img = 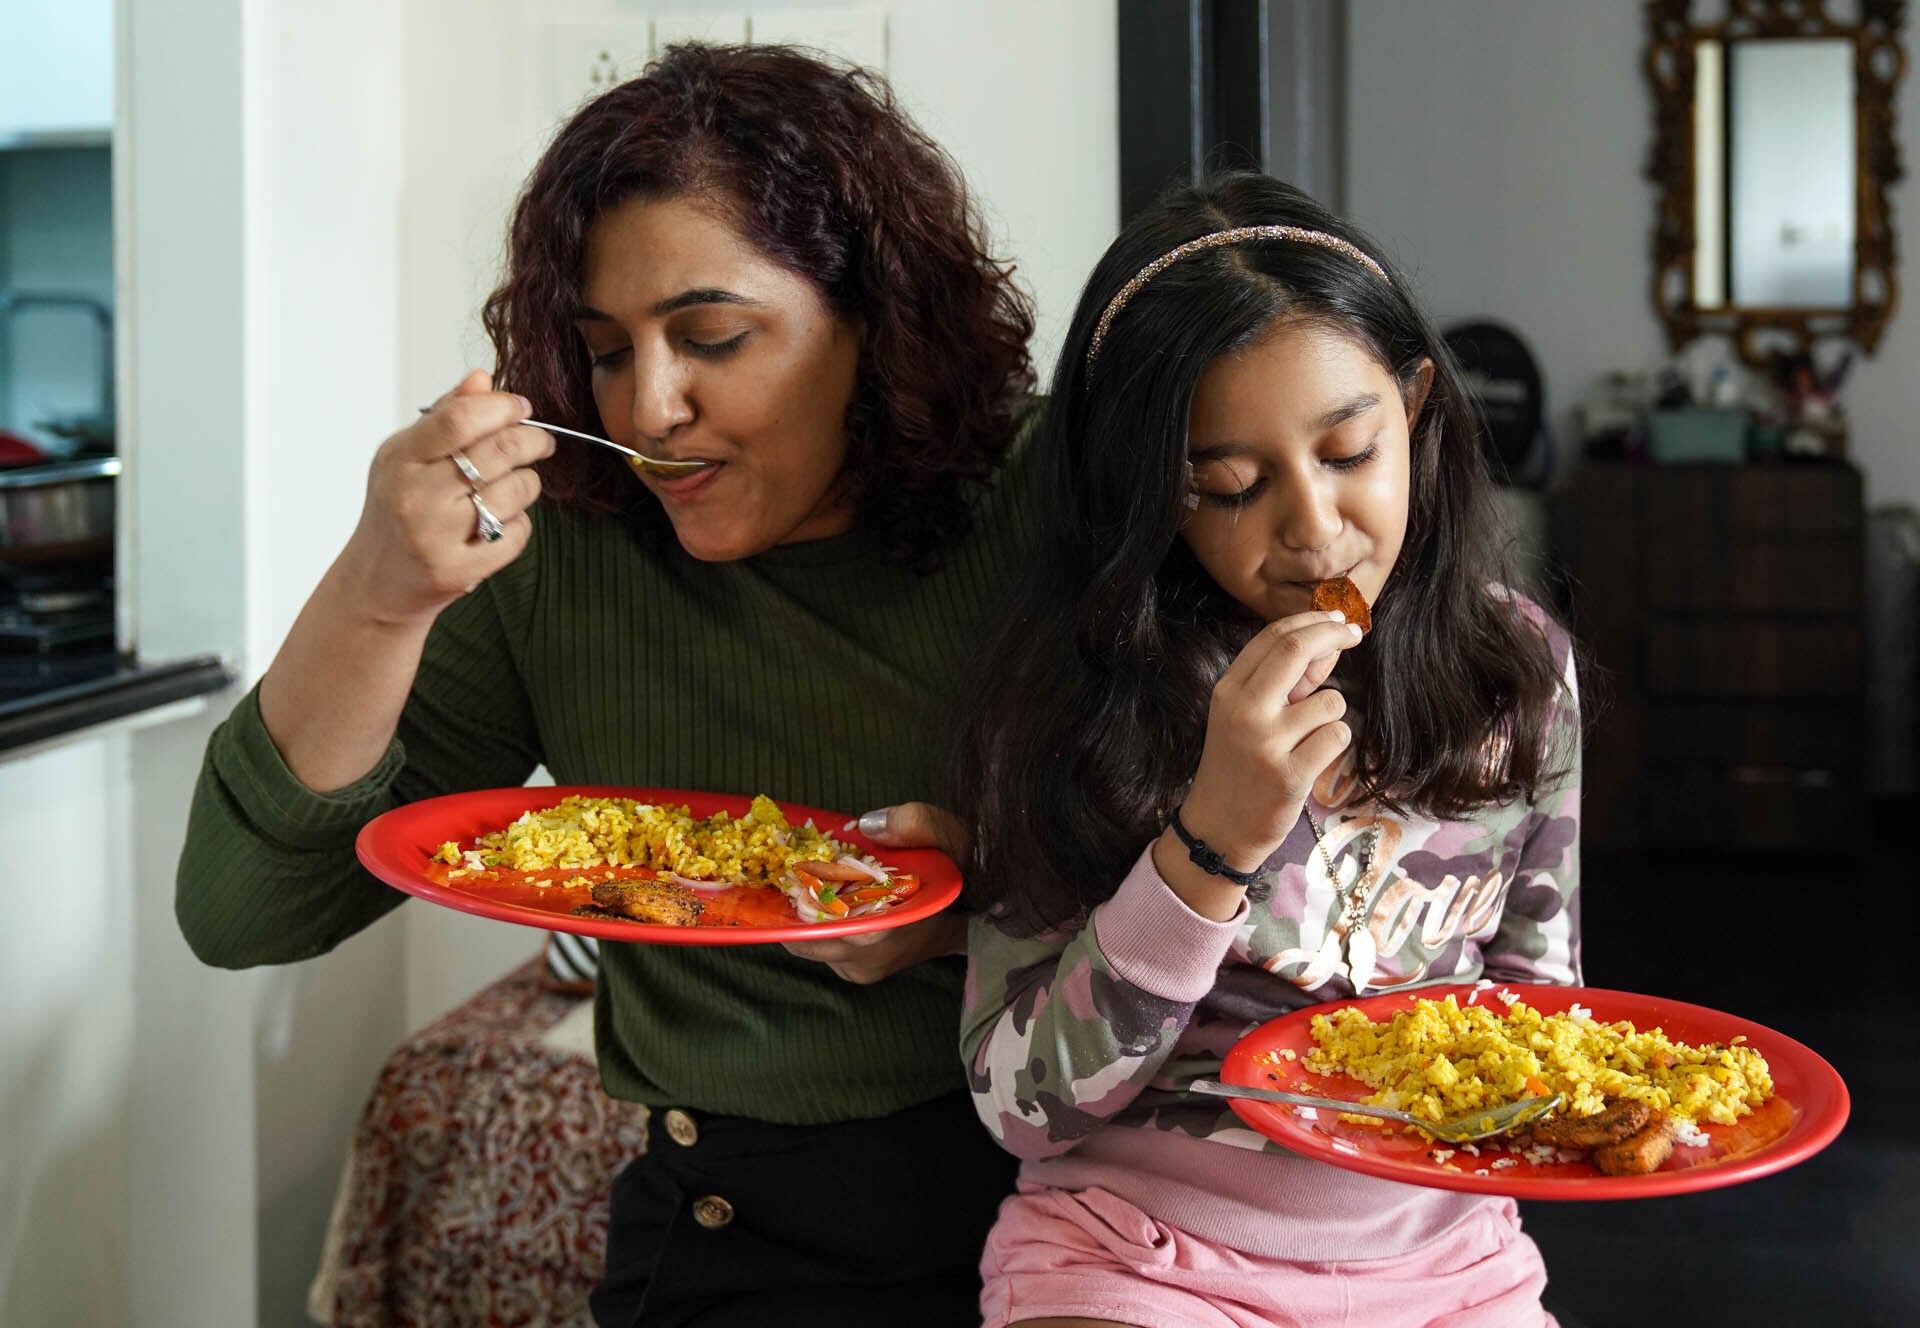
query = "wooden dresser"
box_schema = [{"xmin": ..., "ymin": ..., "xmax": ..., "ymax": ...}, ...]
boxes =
[{"xmin": 1553, "ymin": 461, "xmax": 1866, "ymax": 853}]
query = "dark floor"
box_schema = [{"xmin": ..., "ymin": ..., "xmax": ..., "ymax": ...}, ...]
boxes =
[{"xmin": 1522, "ymin": 801, "xmax": 1920, "ymax": 1328}]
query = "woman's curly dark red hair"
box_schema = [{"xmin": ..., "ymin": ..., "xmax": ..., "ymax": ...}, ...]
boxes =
[{"xmin": 480, "ymin": 43, "xmax": 1036, "ymax": 568}]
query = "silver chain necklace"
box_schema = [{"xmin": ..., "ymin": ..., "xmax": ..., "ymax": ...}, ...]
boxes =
[{"xmin": 1301, "ymin": 803, "xmax": 1381, "ymax": 906}]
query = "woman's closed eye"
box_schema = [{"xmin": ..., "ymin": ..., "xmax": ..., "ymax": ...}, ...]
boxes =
[
  {"xmin": 685, "ymin": 330, "xmax": 749, "ymax": 357},
  {"xmin": 586, "ymin": 330, "xmax": 749, "ymax": 369}
]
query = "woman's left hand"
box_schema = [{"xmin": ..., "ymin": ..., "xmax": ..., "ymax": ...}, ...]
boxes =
[{"xmin": 781, "ymin": 801, "xmax": 969, "ymax": 984}]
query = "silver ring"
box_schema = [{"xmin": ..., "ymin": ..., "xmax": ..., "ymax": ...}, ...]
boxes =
[
  {"xmin": 470, "ymin": 491, "xmax": 505, "ymax": 543},
  {"xmin": 449, "ymin": 451, "xmax": 484, "ymax": 487}
]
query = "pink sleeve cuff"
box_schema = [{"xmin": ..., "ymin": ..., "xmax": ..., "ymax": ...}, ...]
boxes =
[{"xmin": 1088, "ymin": 844, "xmax": 1245, "ymax": 1004}]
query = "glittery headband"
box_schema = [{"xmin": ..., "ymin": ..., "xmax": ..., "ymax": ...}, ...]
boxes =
[{"xmin": 1085, "ymin": 225, "xmax": 1391, "ymax": 368}]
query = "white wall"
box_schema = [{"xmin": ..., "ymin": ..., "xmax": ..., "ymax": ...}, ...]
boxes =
[
  {"xmin": 238, "ymin": 6, "xmax": 419, "ymax": 1324},
  {"xmin": 1344, "ymin": 2, "xmax": 1658, "ymax": 493},
  {"xmin": 1846, "ymin": 61, "xmax": 1920, "ymax": 509},
  {"xmin": 1343, "ymin": 1, "xmax": 1920, "ymax": 511}
]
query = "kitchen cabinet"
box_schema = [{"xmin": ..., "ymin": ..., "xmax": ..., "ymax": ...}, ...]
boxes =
[{"xmin": 1554, "ymin": 461, "xmax": 1867, "ymax": 853}]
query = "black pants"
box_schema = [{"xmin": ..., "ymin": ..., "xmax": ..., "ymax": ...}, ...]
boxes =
[{"xmin": 590, "ymin": 1090, "xmax": 1020, "ymax": 1328}]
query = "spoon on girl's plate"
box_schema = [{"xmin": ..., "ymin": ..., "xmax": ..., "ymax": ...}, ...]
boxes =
[
  {"xmin": 416, "ymin": 407, "xmax": 707, "ymax": 477},
  {"xmin": 1189, "ymin": 1079, "xmax": 1564, "ymax": 1144}
]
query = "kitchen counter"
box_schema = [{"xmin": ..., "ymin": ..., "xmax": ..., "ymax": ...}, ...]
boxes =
[{"xmin": 0, "ymin": 650, "xmax": 232, "ymax": 756}]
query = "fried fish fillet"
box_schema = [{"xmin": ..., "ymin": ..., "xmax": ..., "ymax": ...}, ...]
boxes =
[
  {"xmin": 1531, "ymin": 1098, "xmax": 1653, "ymax": 1149},
  {"xmin": 1310, "ymin": 575, "xmax": 1372, "ymax": 634},
  {"xmin": 1593, "ymin": 1112, "xmax": 1677, "ymax": 1176},
  {"xmin": 581, "ymin": 879, "xmax": 705, "ymax": 927}
]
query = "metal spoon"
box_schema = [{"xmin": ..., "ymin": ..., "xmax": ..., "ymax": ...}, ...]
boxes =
[
  {"xmin": 521, "ymin": 418, "xmax": 707, "ymax": 477},
  {"xmin": 1189, "ymin": 1079, "xmax": 1564, "ymax": 1144},
  {"xmin": 416, "ymin": 407, "xmax": 706, "ymax": 477}
]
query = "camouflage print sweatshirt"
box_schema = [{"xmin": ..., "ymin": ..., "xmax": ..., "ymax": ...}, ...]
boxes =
[{"xmin": 959, "ymin": 610, "xmax": 1581, "ymax": 1261}]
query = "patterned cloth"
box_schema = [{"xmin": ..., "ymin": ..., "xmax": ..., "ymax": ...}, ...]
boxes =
[
  {"xmin": 960, "ymin": 604, "xmax": 1582, "ymax": 1262},
  {"xmin": 308, "ymin": 960, "xmax": 647, "ymax": 1327}
]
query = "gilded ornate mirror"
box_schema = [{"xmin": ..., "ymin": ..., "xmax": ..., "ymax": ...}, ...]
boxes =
[{"xmin": 1646, "ymin": 0, "xmax": 1907, "ymax": 365}]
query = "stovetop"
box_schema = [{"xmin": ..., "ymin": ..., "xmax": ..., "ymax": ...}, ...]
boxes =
[
  {"xmin": 0, "ymin": 558, "xmax": 120, "ymax": 701},
  {"xmin": 0, "ymin": 558, "xmax": 235, "ymax": 752}
]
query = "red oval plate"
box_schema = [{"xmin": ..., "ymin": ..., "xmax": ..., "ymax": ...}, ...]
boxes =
[
  {"xmin": 1219, "ymin": 983, "xmax": 1849, "ymax": 1200},
  {"xmin": 355, "ymin": 785, "xmax": 961, "ymax": 945}
]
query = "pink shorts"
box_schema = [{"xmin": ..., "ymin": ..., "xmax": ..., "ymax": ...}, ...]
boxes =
[{"xmin": 979, "ymin": 1183, "xmax": 1556, "ymax": 1328}]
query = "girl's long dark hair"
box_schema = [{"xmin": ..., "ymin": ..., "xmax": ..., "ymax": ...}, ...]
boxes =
[
  {"xmin": 481, "ymin": 43, "xmax": 1035, "ymax": 569},
  {"xmin": 946, "ymin": 173, "xmax": 1571, "ymax": 936}
]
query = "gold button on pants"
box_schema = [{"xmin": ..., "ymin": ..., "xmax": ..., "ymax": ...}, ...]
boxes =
[
  {"xmin": 690, "ymin": 1194, "xmax": 734, "ymax": 1229},
  {"xmin": 661, "ymin": 1108, "xmax": 699, "ymax": 1148}
]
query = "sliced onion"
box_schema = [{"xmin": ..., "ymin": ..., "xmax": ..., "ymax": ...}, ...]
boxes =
[
  {"xmin": 788, "ymin": 889, "xmax": 827, "ymax": 923},
  {"xmin": 834, "ymin": 854, "xmax": 890, "ymax": 883},
  {"xmin": 665, "ymin": 872, "xmax": 731, "ymax": 894}
]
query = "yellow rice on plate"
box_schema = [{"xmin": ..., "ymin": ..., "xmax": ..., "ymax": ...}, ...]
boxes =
[
  {"xmin": 1304, "ymin": 993, "xmax": 1773, "ymax": 1129},
  {"xmin": 432, "ymin": 793, "xmax": 856, "ymax": 886}
]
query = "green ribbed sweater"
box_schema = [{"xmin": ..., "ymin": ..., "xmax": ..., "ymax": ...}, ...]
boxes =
[{"xmin": 175, "ymin": 405, "xmax": 1042, "ymax": 1124}]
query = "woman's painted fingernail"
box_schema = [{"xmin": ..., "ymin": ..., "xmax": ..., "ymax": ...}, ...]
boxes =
[
  {"xmin": 857, "ymin": 808, "xmax": 892, "ymax": 837},
  {"xmin": 515, "ymin": 395, "xmax": 533, "ymax": 415},
  {"xmin": 1326, "ymin": 610, "xmax": 1346, "ymax": 623},
  {"xmin": 1347, "ymin": 623, "xmax": 1363, "ymax": 637}
]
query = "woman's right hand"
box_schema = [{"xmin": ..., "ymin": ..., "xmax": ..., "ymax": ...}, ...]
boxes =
[
  {"xmin": 1164, "ymin": 610, "xmax": 1364, "ymax": 899},
  {"xmin": 338, "ymin": 369, "xmax": 555, "ymax": 627}
]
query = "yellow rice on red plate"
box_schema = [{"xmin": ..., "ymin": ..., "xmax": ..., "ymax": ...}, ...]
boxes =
[
  {"xmin": 432, "ymin": 793, "xmax": 855, "ymax": 885},
  {"xmin": 1304, "ymin": 993, "xmax": 1773, "ymax": 1129}
]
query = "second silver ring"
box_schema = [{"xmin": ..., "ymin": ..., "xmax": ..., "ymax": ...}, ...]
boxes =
[
  {"xmin": 449, "ymin": 451, "xmax": 485, "ymax": 487},
  {"xmin": 470, "ymin": 491, "xmax": 505, "ymax": 543}
]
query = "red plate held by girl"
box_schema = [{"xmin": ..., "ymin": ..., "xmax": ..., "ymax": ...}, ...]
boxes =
[
  {"xmin": 356, "ymin": 785, "xmax": 961, "ymax": 945},
  {"xmin": 1218, "ymin": 983, "xmax": 1849, "ymax": 1200}
]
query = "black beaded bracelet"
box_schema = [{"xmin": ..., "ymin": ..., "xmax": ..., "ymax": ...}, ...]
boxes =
[{"xmin": 1166, "ymin": 807, "xmax": 1264, "ymax": 887}]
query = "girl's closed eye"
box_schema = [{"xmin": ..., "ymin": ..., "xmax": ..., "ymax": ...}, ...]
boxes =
[
  {"xmin": 1325, "ymin": 439, "xmax": 1380, "ymax": 472},
  {"xmin": 1193, "ymin": 479, "xmax": 1266, "ymax": 509},
  {"xmin": 1189, "ymin": 459, "xmax": 1266, "ymax": 508}
]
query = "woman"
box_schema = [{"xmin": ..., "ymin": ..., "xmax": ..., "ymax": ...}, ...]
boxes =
[{"xmin": 175, "ymin": 43, "xmax": 1040, "ymax": 1327}]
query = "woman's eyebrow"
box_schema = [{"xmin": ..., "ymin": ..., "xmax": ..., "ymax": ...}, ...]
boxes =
[{"xmin": 569, "ymin": 289, "xmax": 765, "ymax": 321}]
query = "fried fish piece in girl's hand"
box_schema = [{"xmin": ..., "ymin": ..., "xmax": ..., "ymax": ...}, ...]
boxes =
[{"xmin": 1311, "ymin": 575, "xmax": 1372, "ymax": 634}]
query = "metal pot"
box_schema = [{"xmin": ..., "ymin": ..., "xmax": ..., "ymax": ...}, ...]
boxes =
[{"xmin": 0, "ymin": 456, "xmax": 118, "ymax": 567}]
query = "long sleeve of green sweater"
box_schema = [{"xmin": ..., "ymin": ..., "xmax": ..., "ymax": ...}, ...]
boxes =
[{"xmin": 175, "ymin": 408, "xmax": 1042, "ymax": 1123}]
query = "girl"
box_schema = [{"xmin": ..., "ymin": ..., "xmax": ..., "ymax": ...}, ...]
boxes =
[
  {"xmin": 948, "ymin": 173, "xmax": 1581, "ymax": 1327},
  {"xmin": 176, "ymin": 44, "xmax": 1039, "ymax": 1328}
]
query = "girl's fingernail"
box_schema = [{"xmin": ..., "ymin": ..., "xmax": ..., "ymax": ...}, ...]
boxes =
[
  {"xmin": 515, "ymin": 395, "xmax": 533, "ymax": 415},
  {"xmin": 1326, "ymin": 610, "xmax": 1346, "ymax": 623},
  {"xmin": 857, "ymin": 808, "xmax": 892, "ymax": 837},
  {"xmin": 1347, "ymin": 623, "xmax": 1363, "ymax": 637}
]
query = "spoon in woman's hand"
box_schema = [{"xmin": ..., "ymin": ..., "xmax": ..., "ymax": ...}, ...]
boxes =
[
  {"xmin": 521, "ymin": 418, "xmax": 707, "ymax": 476},
  {"xmin": 417, "ymin": 407, "xmax": 707, "ymax": 477}
]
